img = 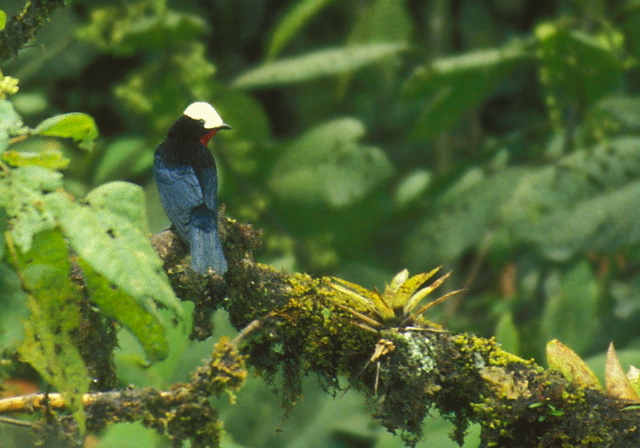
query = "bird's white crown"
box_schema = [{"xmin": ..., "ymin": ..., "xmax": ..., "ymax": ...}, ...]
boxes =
[{"xmin": 183, "ymin": 102, "xmax": 225, "ymax": 129}]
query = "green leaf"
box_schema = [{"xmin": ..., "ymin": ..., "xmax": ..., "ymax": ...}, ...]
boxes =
[
  {"xmin": 35, "ymin": 112, "xmax": 99, "ymax": 150},
  {"xmin": 0, "ymin": 99, "xmax": 24, "ymax": 154},
  {"xmin": 1, "ymin": 149, "xmax": 70, "ymax": 169},
  {"xmin": 508, "ymin": 138, "xmax": 640, "ymax": 260},
  {"xmin": 8, "ymin": 229, "xmax": 89, "ymax": 432},
  {"xmin": 0, "ymin": 165, "xmax": 63, "ymax": 252},
  {"xmin": 267, "ymin": 0, "xmax": 334, "ymax": 60},
  {"xmin": 269, "ymin": 118, "xmax": 393, "ymax": 207},
  {"xmin": 80, "ymin": 259, "xmax": 169, "ymax": 362},
  {"xmin": 41, "ymin": 184, "xmax": 182, "ymax": 361},
  {"xmin": 233, "ymin": 43, "xmax": 407, "ymax": 89},
  {"xmin": 404, "ymin": 44, "xmax": 531, "ymax": 140},
  {"xmin": 536, "ymin": 23, "xmax": 624, "ymax": 110},
  {"xmin": 0, "ymin": 10, "xmax": 6, "ymax": 31},
  {"xmin": 541, "ymin": 261, "xmax": 599, "ymax": 355},
  {"xmin": 0, "ymin": 262, "xmax": 28, "ymax": 350}
]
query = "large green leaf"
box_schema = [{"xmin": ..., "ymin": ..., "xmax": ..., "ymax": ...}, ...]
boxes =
[
  {"xmin": 39, "ymin": 183, "xmax": 181, "ymax": 361},
  {"xmin": 80, "ymin": 259, "xmax": 169, "ymax": 362},
  {"xmin": 266, "ymin": 0, "xmax": 334, "ymax": 60},
  {"xmin": 269, "ymin": 118, "xmax": 393, "ymax": 207},
  {"xmin": 45, "ymin": 183, "xmax": 181, "ymax": 316},
  {"xmin": 233, "ymin": 43, "xmax": 407, "ymax": 89},
  {"xmin": 9, "ymin": 229, "xmax": 89, "ymax": 432}
]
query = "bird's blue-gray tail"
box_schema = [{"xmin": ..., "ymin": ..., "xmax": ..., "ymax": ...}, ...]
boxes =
[{"xmin": 189, "ymin": 206, "xmax": 228, "ymax": 275}]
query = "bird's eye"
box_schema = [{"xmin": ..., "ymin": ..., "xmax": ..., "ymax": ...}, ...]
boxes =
[{"xmin": 198, "ymin": 119, "xmax": 205, "ymax": 125}]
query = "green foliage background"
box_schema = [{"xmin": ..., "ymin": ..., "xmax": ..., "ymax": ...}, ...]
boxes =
[{"xmin": 3, "ymin": 0, "xmax": 640, "ymax": 446}]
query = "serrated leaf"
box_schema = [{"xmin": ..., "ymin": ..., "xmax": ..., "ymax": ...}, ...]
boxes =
[
  {"xmin": 1, "ymin": 149, "xmax": 70, "ymax": 169},
  {"xmin": 233, "ymin": 43, "xmax": 407, "ymax": 89},
  {"xmin": 541, "ymin": 261, "xmax": 598, "ymax": 354},
  {"xmin": 267, "ymin": 0, "xmax": 334, "ymax": 60},
  {"xmin": 269, "ymin": 118, "xmax": 393, "ymax": 207},
  {"xmin": 35, "ymin": 112, "xmax": 99, "ymax": 149},
  {"xmin": 546, "ymin": 339, "xmax": 602, "ymax": 391},
  {"xmin": 8, "ymin": 229, "xmax": 89, "ymax": 432},
  {"xmin": 0, "ymin": 99, "xmax": 24, "ymax": 154},
  {"xmin": 0, "ymin": 165, "xmax": 63, "ymax": 252},
  {"xmin": 606, "ymin": 342, "xmax": 639, "ymax": 401}
]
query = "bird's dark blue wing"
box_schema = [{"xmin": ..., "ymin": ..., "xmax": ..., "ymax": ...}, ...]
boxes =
[
  {"xmin": 191, "ymin": 146, "xmax": 219, "ymax": 213},
  {"xmin": 154, "ymin": 149, "xmax": 204, "ymax": 242}
]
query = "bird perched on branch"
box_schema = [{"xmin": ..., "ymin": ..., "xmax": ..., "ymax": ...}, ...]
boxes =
[{"xmin": 154, "ymin": 102, "xmax": 230, "ymax": 275}]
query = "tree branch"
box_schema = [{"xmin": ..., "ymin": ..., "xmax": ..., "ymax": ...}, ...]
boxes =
[
  {"xmin": 2, "ymin": 214, "xmax": 640, "ymax": 447},
  {"xmin": 0, "ymin": 0, "xmax": 66, "ymax": 64},
  {"xmin": 153, "ymin": 216, "xmax": 640, "ymax": 447}
]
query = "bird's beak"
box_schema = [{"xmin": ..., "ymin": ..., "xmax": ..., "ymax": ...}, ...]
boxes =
[{"xmin": 220, "ymin": 123, "xmax": 232, "ymax": 131}]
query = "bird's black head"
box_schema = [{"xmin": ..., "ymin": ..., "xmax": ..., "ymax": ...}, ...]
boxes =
[{"xmin": 168, "ymin": 102, "xmax": 231, "ymax": 145}]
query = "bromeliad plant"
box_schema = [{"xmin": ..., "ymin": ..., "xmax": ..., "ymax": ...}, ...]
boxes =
[
  {"xmin": 328, "ymin": 267, "xmax": 464, "ymax": 386},
  {"xmin": 328, "ymin": 267, "xmax": 464, "ymax": 334}
]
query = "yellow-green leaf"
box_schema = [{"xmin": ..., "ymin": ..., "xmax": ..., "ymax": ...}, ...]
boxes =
[
  {"xmin": 546, "ymin": 339, "xmax": 603, "ymax": 391},
  {"xmin": 606, "ymin": 342, "xmax": 639, "ymax": 401},
  {"xmin": 35, "ymin": 113, "xmax": 99, "ymax": 150},
  {"xmin": 1, "ymin": 149, "xmax": 70, "ymax": 169},
  {"xmin": 0, "ymin": 10, "xmax": 6, "ymax": 31}
]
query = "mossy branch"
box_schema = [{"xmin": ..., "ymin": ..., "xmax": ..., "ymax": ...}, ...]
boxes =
[
  {"xmin": 154, "ymin": 216, "xmax": 640, "ymax": 447},
  {"xmin": 0, "ymin": 0, "xmax": 65, "ymax": 64},
  {"xmin": 0, "ymin": 338, "xmax": 246, "ymax": 447},
  {"xmin": 2, "ymin": 215, "xmax": 640, "ymax": 447}
]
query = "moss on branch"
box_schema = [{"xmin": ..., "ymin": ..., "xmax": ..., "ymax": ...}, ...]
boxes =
[
  {"xmin": 154, "ymin": 215, "xmax": 640, "ymax": 447},
  {"xmin": 0, "ymin": 0, "xmax": 66, "ymax": 64}
]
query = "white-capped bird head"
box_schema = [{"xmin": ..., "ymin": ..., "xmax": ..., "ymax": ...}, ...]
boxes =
[{"xmin": 183, "ymin": 102, "xmax": 230, "ymax": 130}]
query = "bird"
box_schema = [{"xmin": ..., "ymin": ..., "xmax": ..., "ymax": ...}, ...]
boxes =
[{"xmin": 154, "ymin": 101, "xmax": 230, "ymax": 275}]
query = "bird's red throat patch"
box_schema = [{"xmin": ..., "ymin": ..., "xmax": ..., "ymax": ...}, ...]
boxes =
[{"xmin": 200, "ymin": 129, "xmax": 218, "ymax": 146}]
